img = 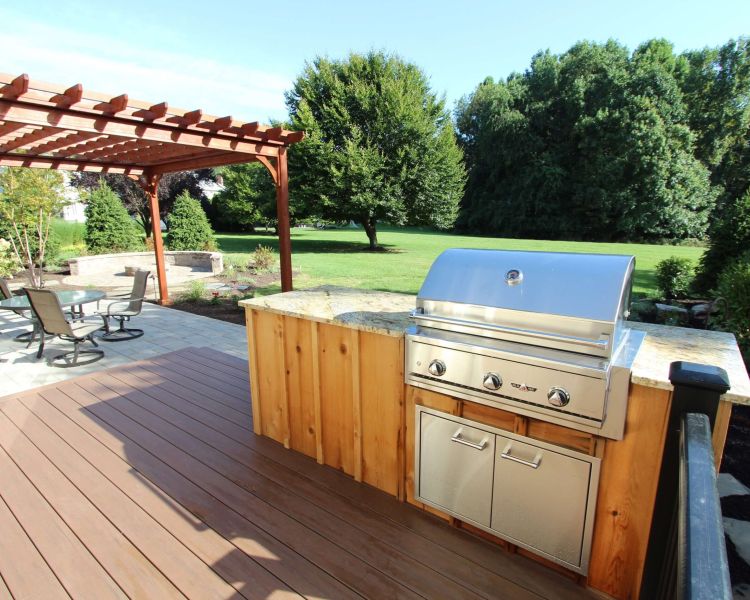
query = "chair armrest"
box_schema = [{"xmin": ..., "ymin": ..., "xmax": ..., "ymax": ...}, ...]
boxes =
[{"xmin": 99, "ymin": 297, "xmax": 146, "ymax": 315}]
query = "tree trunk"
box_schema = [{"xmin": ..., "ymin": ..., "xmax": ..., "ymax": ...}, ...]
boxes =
[{"xmin": 361, "ymin": 217, "xmax": 378, "ymax": 249}]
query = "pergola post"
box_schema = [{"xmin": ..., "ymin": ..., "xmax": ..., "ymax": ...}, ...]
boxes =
[
  {"xmin": 275, "ymin": 147, "xmax": 293, "ymax": 292},
  {"xmin": 141, "ymin": 171, "xmax": 169, "ymax": 304}
]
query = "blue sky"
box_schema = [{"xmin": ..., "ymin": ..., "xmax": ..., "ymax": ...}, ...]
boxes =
[{"xmin": 2, "ymin": 1, "xmax": 748, "ymax": 123}]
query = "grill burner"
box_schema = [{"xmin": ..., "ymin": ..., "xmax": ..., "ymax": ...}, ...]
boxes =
[{"xmin": 406, "ymin": 249, "xmax": 643, "ymax": 439}]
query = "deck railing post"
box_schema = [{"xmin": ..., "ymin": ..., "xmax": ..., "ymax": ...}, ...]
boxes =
[
  {"xmin": 679, "ymin": 413, "xmax": 732, "ymax": 600},
  {"xmin": 640, "ymin": 361, "xmax": 731, "ymax": 599}
]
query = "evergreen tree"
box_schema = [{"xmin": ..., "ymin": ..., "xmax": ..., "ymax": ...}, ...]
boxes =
[
  {"xmin": 166, "ymin": 192, "xmax": 215, "ymax": 251},
  {"xmin": 84, "ymin": 181, "xmax": 142, "ymax": 254}
]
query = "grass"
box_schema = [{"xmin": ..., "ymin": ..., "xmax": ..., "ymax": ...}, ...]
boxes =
[
  {"xmin": 52, "ymin": 219, "xmax": 86, "ymax": 263},
  {"xmin": 215, "ymin": 225, "xmax": 706, "ymax": 298}
]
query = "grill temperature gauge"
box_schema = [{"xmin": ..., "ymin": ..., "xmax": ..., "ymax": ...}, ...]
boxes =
[{"xmin": 547, "ymin": 387, "xmax": 571, "ymax": 407}]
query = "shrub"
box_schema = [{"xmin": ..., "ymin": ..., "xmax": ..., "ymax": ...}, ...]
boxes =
[
  {"xmin": 166, "ymin": 192, "xmax": 216, "ymax": 251},
  {"xmin": 0, "ymin": 238, "xmax": 20, "ymax": 277},
  {"xmin": 251, "ymin": 245, "xmax": 275, "ymax": 272},
  {"xmin": 84, "ymin": 182, "xmax": 142, "ymax": 254},
  {"xmin": 179, "ymin": 280, "xmax": 206, "ymax": 302},
  {"xmin": 696, "ymin": 189, "xmax": 750, "ymax": 292},
  {"xmin": 714, "ymin": 252, "xmax": 750, "ymax": 364},
  {"xmin": 656, "ymin": 257, "xmax": 694, "ymax": 300}
]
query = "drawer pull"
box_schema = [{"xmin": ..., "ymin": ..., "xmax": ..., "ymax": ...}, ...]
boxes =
[
  {"xmin": 501, "ymin": 444, "xmax": 542, "ymax": 469},
  {"xmin": 451, "ymin": 428, "xmax": 488, "ymax": 450}
]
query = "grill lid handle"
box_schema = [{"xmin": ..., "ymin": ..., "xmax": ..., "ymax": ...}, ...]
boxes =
[{"xmin": 411, "ymin": 311, "xmax": 611, "ymax": 352}]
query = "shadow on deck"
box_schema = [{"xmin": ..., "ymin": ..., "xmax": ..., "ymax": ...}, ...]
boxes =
[{"xmin": 0, "ymin": 347, "xmax": 597, "ymax": 599}]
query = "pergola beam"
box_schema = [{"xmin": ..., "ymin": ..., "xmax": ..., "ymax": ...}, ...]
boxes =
[
  {"xmin": 0, "ymin": 74, "xmax": 29, "ymax": 99},
  {"xmin": 0, "ymin": 101, "xmax": 279, "ymax": 158},
  {"xmin": 52, "ymin": 135, "xmax": 123, "ymax": 158},
  {"xmin": 31, "ymin": 131, "xmax": 101, "ymax": 155},
  {"xmin": 0, "ymin": 126, "xmax": 63, "ymax": 152},
  {"xmin": 149, "ymin": 150, "xmax": 258, "ymax": 174},
  {"xmin": 0, "ymin": 153, "xmax": 145, "ymax": 174},
  {"xmin": 51, "ymin": 83, "xmax": 83, "ymax": 108}
]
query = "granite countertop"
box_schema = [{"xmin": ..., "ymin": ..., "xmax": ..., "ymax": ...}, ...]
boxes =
[
  {"xmin": 240, "ymin": 286, "xmax": 750, "ymax": 404},
  {"xmin": 626, "ymin": 322, "xmax": 750, "ymax": 404},
  {"xmin": 239, "ymin": 285, "xmax": 415, "ymax": 337}
]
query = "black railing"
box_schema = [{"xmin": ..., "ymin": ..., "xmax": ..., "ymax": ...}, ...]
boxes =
[
  {"xmin": 641, "ymin": 361, "xmax": 732, "ymax": 600},
  {"xmin": 678, "ymin": 413, "xmax": 732, "ymax": 599}
]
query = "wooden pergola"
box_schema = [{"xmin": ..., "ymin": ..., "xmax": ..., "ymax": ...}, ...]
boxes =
[{"xmin": 0, "ymin": 72, "xmax": 304, "ymax": 302}]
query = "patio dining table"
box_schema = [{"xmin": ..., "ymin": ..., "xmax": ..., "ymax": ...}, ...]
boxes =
[{"xmin": 0, "ymin": 289, "xmax": 106, "ymax": 357}]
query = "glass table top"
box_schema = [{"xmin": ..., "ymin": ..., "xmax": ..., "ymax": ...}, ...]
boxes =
[{"xmin": 0, "ymin": 289, "xmax": 106, "ymax": 310}]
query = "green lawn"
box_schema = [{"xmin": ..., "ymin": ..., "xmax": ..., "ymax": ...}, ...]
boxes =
[{"xmin": 216, "ymin": 226, "xmax": 705, "ymax": 298}]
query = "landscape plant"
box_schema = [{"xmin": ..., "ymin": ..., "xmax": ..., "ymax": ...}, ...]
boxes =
[
  {"xmin": 0, "ymin": 238, "xmax": 19, "ymax": 278},
  {"xmin": 251, "ymin": 245, "xmax": 275, "ymax": 272},
  {"xmin": 714, "ymin": 251, "xmax": 750, "ymax": 363},
  {"xmin": 84, "ymin": 182, "xmax": 143, "ymax": 254},
  {"xmin": 286, "ymin": 51, "xmax": 466, "ymax": 249},
  {"xmin": 166, "ymin": 192, "xmax": 216, "ymax": 251},
  {"xmin": 655, "ymin": 257, "xmax": 695, "ymax": 300},
  {"xmin": 695, "ymin": 189, "xmax": 750, "ymax": 292},
  {"xmin": 211, "ymin": 163, "xmax": 277, "ymax": 232},
  {"xmin": 0, "ymin": 167, "xmax": 65, "ymax": 287},
  {"xmin": 71, "ymin": 170, "xmax": 216, "ymax": 238},
  {"xmin": 179, "ymin": 280, "xmax": 207, "ymax": 303}
]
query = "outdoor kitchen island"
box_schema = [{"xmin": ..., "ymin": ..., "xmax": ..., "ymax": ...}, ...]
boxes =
[{"xmin": 240, "ymin": 285, "xmax": 750, "ymax": 600}]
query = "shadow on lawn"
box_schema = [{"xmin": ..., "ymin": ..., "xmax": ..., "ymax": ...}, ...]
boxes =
[{"xmin": 217, "ymin": 234, "xmax": 398, "ymax": 255}]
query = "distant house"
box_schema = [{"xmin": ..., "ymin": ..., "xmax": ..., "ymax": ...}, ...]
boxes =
[{"xmin": 60, "ymin": 172, "xmax": 87, "ymax": 222}]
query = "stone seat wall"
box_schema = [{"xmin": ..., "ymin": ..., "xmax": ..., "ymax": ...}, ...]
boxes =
[{"xmin": 68, "ymin": 251, "xmax": 223, "ymax": 276}]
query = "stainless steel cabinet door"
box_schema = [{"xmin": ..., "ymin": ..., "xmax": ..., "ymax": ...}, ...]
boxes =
[
  {"xmin": 417, "ymin": 411, "xmax": 495, "ymax": 526},
  {"xmin": 491, "ymin": 435, "xmax": 596, "ymax": 570}
]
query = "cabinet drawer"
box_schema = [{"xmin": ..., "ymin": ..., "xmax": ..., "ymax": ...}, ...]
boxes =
[
  {"xmin": 491, "ymin": 434, "xmax": 599, "ymax": 571},
  {"xmin": 417, "ymin": 411, "xmax": 495, "ymax": 526}
]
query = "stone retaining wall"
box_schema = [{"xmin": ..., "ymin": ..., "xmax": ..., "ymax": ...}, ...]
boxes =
[{"xmin": 68, "ymin": 251, "xmax": 223, "ymax": 276}]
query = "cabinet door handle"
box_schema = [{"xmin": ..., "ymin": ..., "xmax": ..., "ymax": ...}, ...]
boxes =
[
  {"xmin": 451, "ymin": 428, "xmax": 488, "ymax": 450},
  {"xmin": 501, "ymin": 444, "xmax": 542, "ymax": 469}
]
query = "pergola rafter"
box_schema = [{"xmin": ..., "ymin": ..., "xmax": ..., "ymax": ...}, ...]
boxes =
[{"xmin": 0, "ymin": 72, "xmax": 304, "ymax": 302}]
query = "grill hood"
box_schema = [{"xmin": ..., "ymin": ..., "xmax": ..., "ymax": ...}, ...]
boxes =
[{"xmin": 414, "ymin": 249, "xmax": 635, "ymax": 359}]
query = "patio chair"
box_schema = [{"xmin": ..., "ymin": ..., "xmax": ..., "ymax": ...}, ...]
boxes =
[
  {"xmin": 1, "ymin": 277, "xmax": 39, "ymax": 345},
  {"xmin": 97, "ymin": 269, "xmax": 150, "ymax": 341},
  {"xmin": 24, "ymin": 287, "xmax": 104, "ymax": 367}
]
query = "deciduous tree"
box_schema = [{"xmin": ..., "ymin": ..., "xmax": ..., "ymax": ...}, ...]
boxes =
[
  {"xmin": 286, "ymin": 51, "xmax": 465, "ymax": 248},
  {"xmin": 0, "ymin": 167, "xmax": 65, "ymax": 287}
]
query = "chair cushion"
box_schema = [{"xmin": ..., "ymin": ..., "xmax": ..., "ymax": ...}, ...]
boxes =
[{"xmin": 69, "ymin": 321, "xmax": 105, "ymax": 339}]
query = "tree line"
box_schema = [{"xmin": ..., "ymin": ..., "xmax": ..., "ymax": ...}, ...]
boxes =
[
  {"xmin": 455, "ymin": 38, "xmax": 749, "ymax": 246},
  {"xmin": 58, "ymin": 39, "xmax": 749, "ymax": 288}
]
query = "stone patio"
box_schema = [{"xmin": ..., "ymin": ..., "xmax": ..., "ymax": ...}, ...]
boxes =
[{"xmin": 0, "ymin": 299, "xmax": 248, "ymax": 397}]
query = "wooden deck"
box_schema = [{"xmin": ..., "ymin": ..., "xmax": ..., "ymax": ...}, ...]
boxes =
[{"xmin": 0, "ymin": 347, "xmax": 598, "ymax": 600}]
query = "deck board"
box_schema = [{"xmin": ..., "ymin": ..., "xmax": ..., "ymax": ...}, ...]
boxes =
[{"xmin": 0, "ymin": 346, "xmax": 599, "ymax": 600}]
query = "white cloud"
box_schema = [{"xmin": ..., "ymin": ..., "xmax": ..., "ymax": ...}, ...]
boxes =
[{"xmin": 0, "ymin": 17, "xmax": 292, "ymax": 123}]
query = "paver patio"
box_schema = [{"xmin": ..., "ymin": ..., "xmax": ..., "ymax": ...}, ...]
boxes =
[{"xmin": 0, "ymin": 299, "xmax": 248, "ymax": 396}]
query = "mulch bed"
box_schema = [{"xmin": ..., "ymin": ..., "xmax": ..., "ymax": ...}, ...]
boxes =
[{"xmin": 167, "ymin": 298, "xmax": 246, "ymax": 326}]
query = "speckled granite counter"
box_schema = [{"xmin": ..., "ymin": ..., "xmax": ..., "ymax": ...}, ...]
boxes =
[
  {"xmin": 239, "ymin": 285, "xmax": 414, "ymax": 337},
  {"xmin": 627, "ymin": 321, "xmax": 750, "ymax": 404},
  {"xmin": 240, "ymin": 286, "xmax": 750, "ymax": 404}
]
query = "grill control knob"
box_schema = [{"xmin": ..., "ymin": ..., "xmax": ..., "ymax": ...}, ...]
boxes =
[
  {"xmin": 428, "ymin": 359, "xmax": 447, "ymax": 377},
  {"xmin": 483, "ymin": 372, "xmax": 503, "ymax": 390},
  {"xmin": 547, "ymin": 387, "xmax": 571, "ymax": 407}
]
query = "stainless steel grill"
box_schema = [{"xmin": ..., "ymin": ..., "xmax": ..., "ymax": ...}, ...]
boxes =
[{"xmin": 406, "ymin": 248, "xmax": 643, "ymax": 439}]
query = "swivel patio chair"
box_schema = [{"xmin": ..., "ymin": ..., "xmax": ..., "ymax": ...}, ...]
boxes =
[
  {"xmin": 1, "ymin": 277, "xmax": 39, "ymax": 345},
  {"xmin": 98, "ymin": 269, "xmax": 150, "ymax": 341},
  {"xmin": 24, "ymin": 287, "xmax": 104, "ymax": 367}
]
